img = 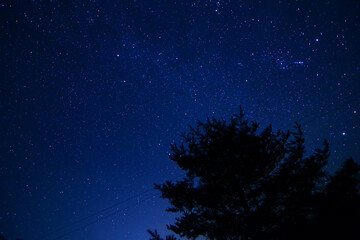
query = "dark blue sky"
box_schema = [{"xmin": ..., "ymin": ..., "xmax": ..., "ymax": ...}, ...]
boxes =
[{"xmin": 0, "ymin": 0, "xmax": 359, "ymax": 239}]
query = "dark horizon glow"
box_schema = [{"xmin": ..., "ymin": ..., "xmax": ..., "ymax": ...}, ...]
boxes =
[{"xmin": 0, "ymin": 1, "xmax": 359, "ymax": 240}]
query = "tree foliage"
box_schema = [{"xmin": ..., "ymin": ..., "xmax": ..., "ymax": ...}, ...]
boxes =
[{"xmin": 150, "ymin": 108, "xmax": 360, "ymax": 240}]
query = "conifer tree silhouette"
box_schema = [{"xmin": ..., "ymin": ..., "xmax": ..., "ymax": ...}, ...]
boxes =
[{"xmin": 149, "ymin": 108, "xmax": 359, "ymax": 240}]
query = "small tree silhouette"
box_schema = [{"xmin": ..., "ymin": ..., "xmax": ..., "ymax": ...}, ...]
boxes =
[
  {"xmin": 149, "ymin": 108, "xmax": 359, "ymax": 240},
  {"xmin": 148, "ymin": 230, "xmax": 178, "ymax": 240}
]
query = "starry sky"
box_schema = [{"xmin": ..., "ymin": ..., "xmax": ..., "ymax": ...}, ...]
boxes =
[{"xmin": 0, "ymin": 0, "xmax": 359, "ymax": 240}]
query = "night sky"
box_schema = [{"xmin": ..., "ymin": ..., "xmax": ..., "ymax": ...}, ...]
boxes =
[{"xmin": 0, "ymin": 0, "xmax": 359, "ymax": 239}]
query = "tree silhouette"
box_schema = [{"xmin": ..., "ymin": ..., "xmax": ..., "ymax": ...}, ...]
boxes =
[
  {"xmin": 313, "ymin": 158, "xmax": 360, "ymax": 239},
  {"xmin": 149, "ymin": 108, "xmax": 360, "ymax": 240},
  {"xmin": 148, "ymin": 230, "xmax": 178, "ymax": 240}
]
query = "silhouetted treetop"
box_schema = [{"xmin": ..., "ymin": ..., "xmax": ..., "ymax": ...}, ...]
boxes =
[{"xmin": 149, "ymin": 108, "xmax": 360, "ymax": 240}]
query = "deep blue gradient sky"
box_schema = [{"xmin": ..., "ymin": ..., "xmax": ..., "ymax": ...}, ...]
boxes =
[{"xmin": 1, "ymin": 1, "xmax": 359, "ymax": 239}]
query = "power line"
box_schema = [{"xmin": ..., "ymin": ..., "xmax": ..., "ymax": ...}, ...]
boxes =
[
  {"xmin": 35, "ymin": 174, "xmax": 184, "ymax": 240},
  {"xmin": 49, "ymin": 193, "xmax": 161, "ymax": 240},
  {"xmin": 35, "ymin": 188, "xmax": 154, "ymax": 240}
]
